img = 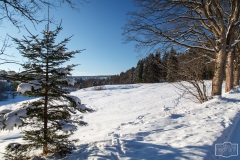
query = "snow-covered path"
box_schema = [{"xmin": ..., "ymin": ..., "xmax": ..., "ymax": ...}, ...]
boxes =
[
  {"xmin": 203, "ymin": 90, "xmax": 240, "ymax": 160},
  {"xmin": 226, "ymin": 122, "xmax": 240, "ymax": 160},
  {"xmin": 0, "ymin": 83, "xmax": 240, "ymax": 160}
]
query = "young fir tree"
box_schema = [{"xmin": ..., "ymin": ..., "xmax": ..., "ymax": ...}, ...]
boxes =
[{"xmin": 0, "ymin": 25, "xmax": 94, "ymax": 159}]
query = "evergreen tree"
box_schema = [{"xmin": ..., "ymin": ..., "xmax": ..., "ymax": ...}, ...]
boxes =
[
  {"xmin": 154, "ymin": 51, "xmax": 162, "ymax": 82},
  {"xmin": 167, "ymin": 48, "xmax": 178, "ymax": 83},
  {"xmin": 142, "ymin": 58, "xmax": 149, "ymax": 82},
  {"xmin": 161, "ymin": 51, "xmax": 169, "ymax": 81},
  {"xmin": 147, "ymin": 53, "xmax": 160, "ymax": 83},
  {"xmin": 0, "ymin": 25, "xmax": 94, "ymax": 159},
  {"xmin": 130, "ymin": 67, "xmax": 135, "ymax": 83},
  {"xmin": 133, "ymin": 60, "xmax": 144, "ymax": 83}
]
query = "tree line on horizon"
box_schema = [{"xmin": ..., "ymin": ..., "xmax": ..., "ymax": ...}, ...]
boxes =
[{"xmin": 77, "ymin": 47, "xmax": 215, "ymax": 88}]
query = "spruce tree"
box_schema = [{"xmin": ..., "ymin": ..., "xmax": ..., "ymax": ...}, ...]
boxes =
[
  {"xmin": 167, "ymin": 48, "xmax": 178, "ymax": 83},
  {"xmin": 133, "ymin": 60, "xmax": 144, "ymax": 83},
  {"xmin": 0, "ymin": 25, "xmax": 94, "ymax": 159},
  {"xmin": 154, "ymin": 51, "xmax": 162, "ymax": 82},
  {"xmin": 161, "ymin": 51, "xmax": 169, "ymax": 81},
  {"xmin": 142, "ymin": 58, "xmax": 149, "ymax": 83},
  {"xmin": 130, "ymin": 67, "xmax": 135, "ymax": 83},
  {"xmin": 147, "ymin": 53, "xmax": 158, "ymax": 83}
]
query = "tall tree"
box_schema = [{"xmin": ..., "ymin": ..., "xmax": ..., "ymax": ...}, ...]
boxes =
[
  {"xmin": 0, "ymin": 25, "xmax": 94, "ymax": 159},
  {"xmin": 123, "ymin": 0, "xmax": 240, "ymax": 95},
  {"xmin": 233, "ymin": 29, "xmax": 240, "ymax": 87},
  {"xmin": 167, "ymin": 48, "xmax": 178, "ymax": 83},
  {"xmin": 130, "ymin": 67, "xmax": 135, "ymax": 83},
  {"xmin": 161, "ymin": 51, "xmax": 169, "ymax": 81},
  {"xmin": 146, "ymin": 53, "xmax": 157, "ymax": 83},
  {"xmin": 153, "ymin": 51, "xmax": 161, "ymax": 82},
  {"xmin": 133, "ymin": 60, "xmax": 144, "ymax": 83},
  {"xmin": 142, "ymin": 58, "xmax": 149, "ymax": 82}
]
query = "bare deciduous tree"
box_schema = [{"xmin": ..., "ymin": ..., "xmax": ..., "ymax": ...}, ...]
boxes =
[
  {"xmin": 0, "ymin": 0, "xmax": 85, "ymax": 66},
  {"xmin": 123, "ymin": 0, "xmax": 240, "ymax": 96},
  {"xmin": 233, "ymin": 32, "xmax": 240, "ymax": 87},
  {"xmin": 175, "ymin": 51, "xmax": 214, "ymax": 103},
  {"xmin": 0, "ymin": 0, "xmax": 85, "ymax": 29}
]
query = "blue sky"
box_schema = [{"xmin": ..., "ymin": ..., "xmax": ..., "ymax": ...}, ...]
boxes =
[{"xmin": 0, "ymin": 0, "xmax": 140, "ymax": 76}]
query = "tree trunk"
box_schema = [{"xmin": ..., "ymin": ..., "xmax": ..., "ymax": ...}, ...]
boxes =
[
  {"xmin": 43, "ymin": 53, "xmax": 49, "ymax": 155},
  {"xmin": 233, "ymin": 64, "xmax": 239, "ymax": 87},
  {"xmin": 233, "ymin": 52, "xmax": 240, "ymax": 87},
  {"xmin": 43, "ymin": 90, "xmax": 48, "ymax": 155},
  {"xmin": 43, "ymin": 144, "xmax": 48, "ymax": 155},
  {"xmin": 211, "ymin": 49, "xmax": 226, "ymax": 96},
  {"xmin": 225, "ymin": 49, "xmax": 234, "ymax": 92}
]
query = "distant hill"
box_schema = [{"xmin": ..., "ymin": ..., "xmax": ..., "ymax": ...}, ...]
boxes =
[{"xmin": 71, "ymin": 75, "xmax": 113, "ymax": 80}]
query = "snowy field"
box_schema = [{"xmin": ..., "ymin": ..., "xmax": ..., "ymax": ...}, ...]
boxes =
[{"xmin": 0, "ymin": 82, "xmax": 240, "ymax": 159}]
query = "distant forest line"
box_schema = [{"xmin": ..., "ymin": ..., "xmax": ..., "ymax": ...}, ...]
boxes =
[{"xmin": 75, "ymin": 48, "xmax": 215, "ymax": 89}]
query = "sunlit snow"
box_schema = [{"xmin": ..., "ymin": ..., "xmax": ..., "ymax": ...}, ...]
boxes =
[{"xmin": 0, "ymin": 82, "xmax": 240, "ymax": 159}]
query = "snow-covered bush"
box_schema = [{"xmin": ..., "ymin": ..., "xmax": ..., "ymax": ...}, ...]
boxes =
[
  {"xmin": 93, "ymin": 85, "xmax": 106, "ymax": 91},
  {"xmin": 93, "ymin": 80, "xmax": 106, "ymax": 91},
  {"xmin": 1, "ymin": 25, "xmax": 94, "ymax": 159}
]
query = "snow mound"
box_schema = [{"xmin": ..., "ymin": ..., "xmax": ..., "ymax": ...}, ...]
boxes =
[
  {"xmin": 77, "ymin": 104, "xmax": 88, "ymax": 110},
  {"xmin": 17, "ymin": 83, "xmax": 32, "ymax": 94},
  {"xmin": 3, "ymin": 108, "xmax": 27, "ymax": 130},
  {"xmin": 68, "ymin": 95, "xmax": 81, "ymax": 105},
  {"xmin": 59, "ymin": 120, "xmax": 77, "ymax": 132}
]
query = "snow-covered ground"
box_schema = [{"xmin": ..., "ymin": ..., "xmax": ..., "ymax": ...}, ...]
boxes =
[{"xmin": 0, "ymin": 82, "xmax": 240, "ymax": 159}]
